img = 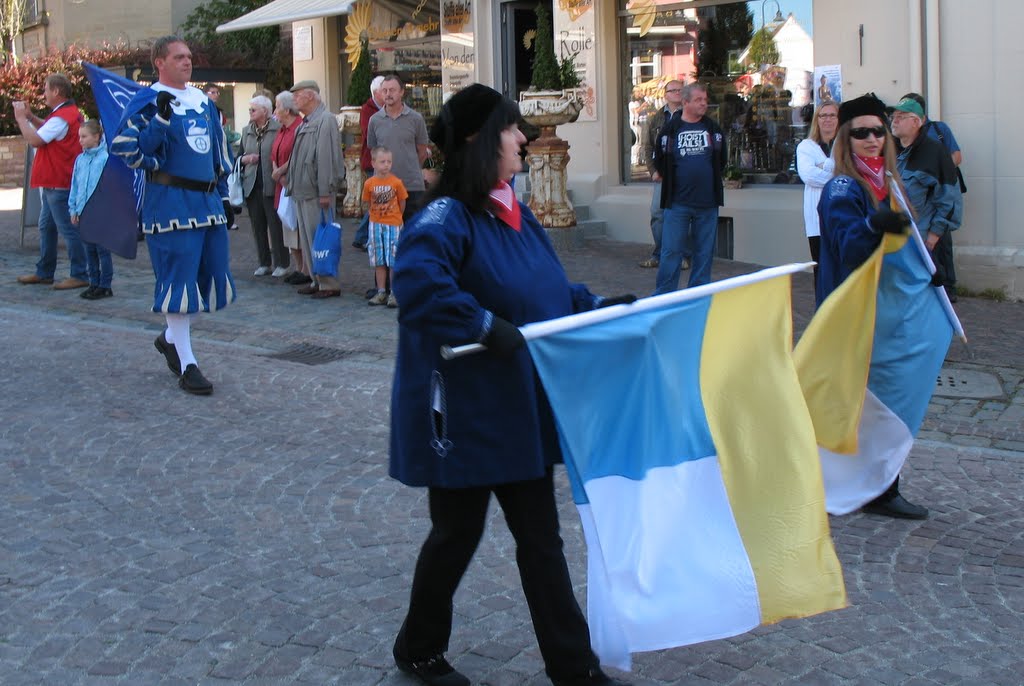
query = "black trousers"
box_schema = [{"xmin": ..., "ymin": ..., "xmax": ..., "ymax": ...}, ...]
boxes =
[
  {"xmin": 808, "ymin": 235, "xmax": 821, "ymax": 283},
  {"xmin": 394, "ymin": 468, "xmax": 599, "ymax": 681},
  {"xmin": 930, "ymin": 230, "xmax": 956, "ymax": 289}
]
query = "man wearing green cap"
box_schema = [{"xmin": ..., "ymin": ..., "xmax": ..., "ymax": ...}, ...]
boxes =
[{"xmin": 890, "ymin": 96, "xmax": 962, "ymax": 299}]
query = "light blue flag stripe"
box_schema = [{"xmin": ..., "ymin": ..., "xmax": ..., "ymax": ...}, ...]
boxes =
[
  {"xmin": 869, "ymin": 239, "xmax": 953, "ymax": 435},
  {"xmin": 528, "ymin": 297, "xmax": 716, "ymax": 505}
]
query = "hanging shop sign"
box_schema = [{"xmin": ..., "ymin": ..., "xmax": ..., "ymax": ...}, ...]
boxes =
[
  {"xmin": 440, "ymin": 1, "xmax": 475, "ymax": 97},
  {"xmin": 553, "ymin": 0, "xmax": 597, "ymax": 121}
]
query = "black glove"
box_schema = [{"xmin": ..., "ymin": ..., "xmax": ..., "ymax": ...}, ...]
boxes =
[
  {"xmin": 930, "ymin": 272, "xmax": 944, "ymax": 287},
  {"xmin": 598, "ymin": 294, "xmax": 637, "ymax": 308},
  {"xmin": 155, "ymin": 91, "xmax": 174, "ymax": 121},
  {"xmin": 484, "ymin": 316, "xmax": 525, "ymax": 357},
  {"xmin": 869, "ymin": 205, "xmax": 910, "ymax": 235}
]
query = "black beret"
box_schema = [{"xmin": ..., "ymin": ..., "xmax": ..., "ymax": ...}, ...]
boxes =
[
  {"xmin": 838, "ymin": 93, "xmax": 888, "ymax": 128},
  {"xmin": 431, "ymin": 84, "xmax": 505, "ymax": 151}
]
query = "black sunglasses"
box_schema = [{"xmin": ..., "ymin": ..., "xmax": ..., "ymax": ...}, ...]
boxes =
[{"xmin": 849, "ymin": 126, "xmax": 887, "ymax": 140}]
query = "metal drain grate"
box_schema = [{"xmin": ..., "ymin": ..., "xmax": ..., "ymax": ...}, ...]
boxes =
[
  {"xmin": 262, "ymin": 343, "xmax": 350, "ymax": 366},
  {"xmin": 934, "ymin": 367, "xmax": 1004, "ymax": 399}
]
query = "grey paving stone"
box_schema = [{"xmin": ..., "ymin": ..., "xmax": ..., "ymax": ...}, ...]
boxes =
[{"xmin": 1, "ymin": 205, "xmax": 1023, "ymax": 685}]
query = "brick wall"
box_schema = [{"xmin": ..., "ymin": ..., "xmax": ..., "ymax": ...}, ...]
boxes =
[{"xmin": 0, "ymin": 136, "xmax": 29, "ymax": 188}]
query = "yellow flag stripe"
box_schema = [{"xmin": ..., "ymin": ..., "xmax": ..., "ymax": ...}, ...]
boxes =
[
  {"xmin": 794, "ymin": 232, "xmax": 907, "ymax": 454},
  {"xmin": 701, "ymin": 276, "xmax": 847, "ymax": 623}
]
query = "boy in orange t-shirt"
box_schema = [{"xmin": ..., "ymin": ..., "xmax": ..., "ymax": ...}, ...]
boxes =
[{"xmin": 362, "ymin": 146, "xmax": 408, "ymax": 307}]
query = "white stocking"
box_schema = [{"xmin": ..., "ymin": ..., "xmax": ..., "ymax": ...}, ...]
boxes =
[{"xmin": 164, "ymin": 313, "xmax": 197, "ymax": 372}]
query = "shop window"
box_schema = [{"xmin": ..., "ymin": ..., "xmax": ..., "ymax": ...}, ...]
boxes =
[
  {"xmin": 620, "ymin": 0, "xmax": 814, "ymax": 185},
  {"xmin": 342, "ymin": 1, "xmax": 443, "ymax": 122}
]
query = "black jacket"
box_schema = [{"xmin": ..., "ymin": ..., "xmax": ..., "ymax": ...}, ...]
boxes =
[{"xmin": 653, "ymin": 113, "xmax": 727, "ymax": 209}]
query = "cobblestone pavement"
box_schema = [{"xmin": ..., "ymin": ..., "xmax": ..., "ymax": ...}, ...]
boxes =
[{"xmin": 1, "ymin": 192, "xmax": 1022, "ymax": 685}]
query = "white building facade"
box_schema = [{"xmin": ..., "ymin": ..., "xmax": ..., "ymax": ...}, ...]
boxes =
[{"xmin": 220, "ymin": 0, "xmax": 1020, "ymax": 298}]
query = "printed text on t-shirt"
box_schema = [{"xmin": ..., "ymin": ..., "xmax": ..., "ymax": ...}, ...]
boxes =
[{"xmin": 676, "ymin": 129, "xmax": 710, "ymax": 157}]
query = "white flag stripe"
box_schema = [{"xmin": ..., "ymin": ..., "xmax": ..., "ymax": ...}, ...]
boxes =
[
  {"xmin": 820, "ymin": 389, "xmax": 913, "ymax": 515},
  {"xmin": 581, "ymin": 456, "xmax": 761, "ymax": 670}
]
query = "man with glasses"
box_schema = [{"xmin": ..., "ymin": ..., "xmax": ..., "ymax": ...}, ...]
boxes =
[
  {"xmin": 889, "ymin": 97, "xmax": 962, "ymax": 301},
  {"xmin": 652, "ymin": 82, "xmax": 726, "ymax": 293},
  {"xmin": 639, "ymin": 79, "xmax": 687, "ymax": 270}
]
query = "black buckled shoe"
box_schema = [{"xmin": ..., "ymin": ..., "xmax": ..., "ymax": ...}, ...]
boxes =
[
  {"xmin": 862, "ymin": 494, "xmax": 928, "ymax": 520},
  {"xmin": 394, "ymin": 653, "xmax": 469, "ymax": 686},
  {"xmin": 154, "ymin": 333, "xmax": 181, "ymax": 375},
  {"xmin": 179, "ymin": 364, "xmax": 213, "ymax": 395},
  {"xmin": 552, "ymin": 668, "xmax": 630, "ymax": 686}
]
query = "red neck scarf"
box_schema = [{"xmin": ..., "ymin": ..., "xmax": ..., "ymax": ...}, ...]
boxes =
[
  {"xmin": 488, "ymin": 181, "xmax": 521, "ymax": 231},
  {"xmin": 854, "ymin": 154, "xmax": 888, "ymax": 202}
]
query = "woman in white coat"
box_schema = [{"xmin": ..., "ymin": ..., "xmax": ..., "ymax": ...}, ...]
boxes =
[{"xmin": 796, "ymin": 102, "xmax": 839, "ymax": 278}]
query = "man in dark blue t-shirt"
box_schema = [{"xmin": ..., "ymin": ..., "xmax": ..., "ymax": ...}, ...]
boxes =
[{"xmin": 652, "ymin": 83, "xmax": 726, "ymax": 293}]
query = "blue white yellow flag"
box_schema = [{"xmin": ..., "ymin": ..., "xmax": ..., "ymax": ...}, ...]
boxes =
[
  {"xmin": 81, "ymin": 62, "xmax": 144, "ymax": 259},
  {"xmin": 526, "ymin": 267, "xmax": 847, "ymax": 670},
  {"xmin": 795, "ymin": 226, "xmax": 958, "ymax": 514}
]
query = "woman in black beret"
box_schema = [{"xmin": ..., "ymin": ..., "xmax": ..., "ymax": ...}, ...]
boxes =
[
  {"xmin": 388, "ymin": 84, "xmax": 631, "ymax": 686},
  {"xmin": 817, "ymin": 93, "xmax": 928, "ymax": 520}
]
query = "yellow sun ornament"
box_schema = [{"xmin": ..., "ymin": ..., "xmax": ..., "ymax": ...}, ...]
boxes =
[
  {"xmin": 344, "ymin": 0, "xmax": 373, "ymax": 70},
  {"xmin": 627, "ymin": 0, "xmax": 656, "ymax": 38},
  {"xmin": 522, "ymin": 29, "xmax": 536, "ymax": 51}
]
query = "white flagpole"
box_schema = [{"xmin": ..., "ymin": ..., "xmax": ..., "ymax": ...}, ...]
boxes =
[
  {"xmin": 440, "ymin": 262, "xmax": 815, "ymax": 360},
  {"xmin": 888, "ymin": 180, "xmax": 967, "ymax": 343}
]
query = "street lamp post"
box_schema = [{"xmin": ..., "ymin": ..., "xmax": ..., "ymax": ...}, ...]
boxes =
[{"xmin": 761, "ymin": 0, "xmax": 784, "ymax": 29}]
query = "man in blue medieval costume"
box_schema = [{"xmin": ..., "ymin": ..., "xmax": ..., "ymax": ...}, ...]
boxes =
[{"xmin": 111, "ymin": 36, "xmax": 235, "ymax": 395}]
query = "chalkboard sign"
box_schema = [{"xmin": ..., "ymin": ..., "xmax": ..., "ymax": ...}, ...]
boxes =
[{"xmin": 20, "ymin": 145, "xmax": 40, "ymax": 246}]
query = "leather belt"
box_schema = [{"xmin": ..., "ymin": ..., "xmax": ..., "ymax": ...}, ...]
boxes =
[{"xmin": 148, "ymin": 171, "xmax": 217, "ymax": 193}]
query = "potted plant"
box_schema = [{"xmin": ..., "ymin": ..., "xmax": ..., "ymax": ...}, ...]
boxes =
[
  {"xmin": 724, "ymin": 165, "xmax": 744, "ymax": 189},
  {"xmin": 519, "ymin": 2, "xmax": 582, "ymax": 125},
  {"xmin": 529, "ymin": 2, "xmax": 561, "ymax": 93}
]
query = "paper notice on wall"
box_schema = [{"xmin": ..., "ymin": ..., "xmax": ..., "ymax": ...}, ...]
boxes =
[
  {"xmin": 441, "ymin": 1, "xmax": 475, "ymax": 101},
  {"xmin": 553, "ymin": 0, "xmax": 597, "ymax": 121},
  {"xmin": 813, "ymin": 65, "xmax": 842, "ymax": 108}
]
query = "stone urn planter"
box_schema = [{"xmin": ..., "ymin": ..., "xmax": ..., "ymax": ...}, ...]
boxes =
[
  {"xmin": 519, "ymin": 91, "xmax": 583, "ymax": 230},
  {"xmin": 337, "ymin": 105, "xmax": 364, "ymax": 218}
]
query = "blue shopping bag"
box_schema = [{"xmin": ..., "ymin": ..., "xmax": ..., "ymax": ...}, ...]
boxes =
[{"xmin": 311, "ymin": 208, "xmax": 342, "ymax": 278}]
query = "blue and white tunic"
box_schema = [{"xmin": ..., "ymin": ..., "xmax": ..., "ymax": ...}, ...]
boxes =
[
  {"xmin": 112, "ymin": 84, "xmax": 236, "ymax": 314},
  {"xmin": 112, "ymin": 84, "xmax": 232, "ymax": 233}
]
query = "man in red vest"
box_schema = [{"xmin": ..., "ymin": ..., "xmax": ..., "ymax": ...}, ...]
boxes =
[{"xmin": 14, "ymin": 73, "xmax": 89, "ymax": 289}]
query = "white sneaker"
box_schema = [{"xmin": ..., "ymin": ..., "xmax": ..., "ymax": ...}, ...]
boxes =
[
  {"xmin": 271, "ymin": 267, "xmax": 288, "ymax": 278},
  {"xmin": 386, "ymin": 293, "xmax": 398, "ymax": 308},
  {"xmin": 253, "ymin": 266, "xmax": 271, "ymax": 276},
  {"xmin": 368, "ymin": 291, "xmax": 388, "ymax": 306}
]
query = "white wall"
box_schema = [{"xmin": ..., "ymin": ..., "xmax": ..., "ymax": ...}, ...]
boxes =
[
  {"xmin": 813, "ymin": 0, "xmax": 1023, "ymax": 298},
  {"xmin": 291, "ymin": 18, "xmax": 342, "ymax": 112}
]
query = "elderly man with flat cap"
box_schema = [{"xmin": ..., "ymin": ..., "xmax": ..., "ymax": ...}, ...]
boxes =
[{"xmin": 285, "ymin": 79, "xmax": 345, "ymax": 298}]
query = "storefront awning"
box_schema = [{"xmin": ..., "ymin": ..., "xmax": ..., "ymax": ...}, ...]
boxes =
[{"xmin": 216, "ymin": 0, "xmax": 356, "ymax": 33}]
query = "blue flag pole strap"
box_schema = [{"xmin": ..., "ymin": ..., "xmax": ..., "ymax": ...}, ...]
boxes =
[
  {"xmin": 440, "ymin": 261, "xmax": 816, "ymax": 360},
  {"xmin": 889, "ymin": 178, "xmax": 967, "ymax": 343}
]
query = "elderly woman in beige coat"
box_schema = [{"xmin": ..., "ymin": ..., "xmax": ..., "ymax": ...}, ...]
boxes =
[{"xmin": 239, "ymin": 95, "xmax": 289, "ymax": 277}]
